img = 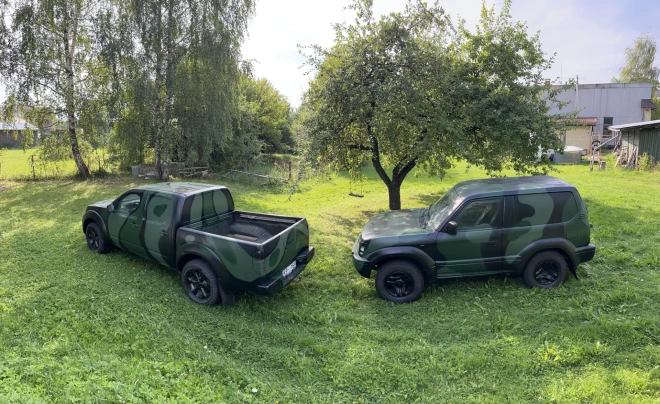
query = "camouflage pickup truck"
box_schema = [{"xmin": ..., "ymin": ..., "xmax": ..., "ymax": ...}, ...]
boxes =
[
  {"xmin": 353, "ymin": 176, "xmax": 596, "ymax": 303},
  {"xmin": 82, "ymin": 182, "xmax": 314, "ymax": 306}
]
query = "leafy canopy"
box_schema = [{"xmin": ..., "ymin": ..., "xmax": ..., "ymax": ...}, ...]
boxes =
[{"xmin": 302, "ymin": 0, "xmax": 567, "ymax": 210}]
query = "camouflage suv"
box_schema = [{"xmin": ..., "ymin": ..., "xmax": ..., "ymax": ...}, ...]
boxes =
[{"xmin": 352, "ymin": 176, "xmax": 596, "ymax": 303}]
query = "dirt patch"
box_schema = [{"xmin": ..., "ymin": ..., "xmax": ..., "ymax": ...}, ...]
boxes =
[{"xmin": 0, "ymin": 184, "xmax": 6, "ymax": 192}]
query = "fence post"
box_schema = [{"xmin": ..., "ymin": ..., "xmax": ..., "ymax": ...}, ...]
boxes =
[
  {"xmin": 0, "ymin": 162, "xmax": 2, "ymax": 175},
  {"xmin": 288, "ymin": 161, "xmax": 292, "ymax": 181},
  {"xmin": 31, "ymin": 154, "xmax": 36, "ymax": 179}
]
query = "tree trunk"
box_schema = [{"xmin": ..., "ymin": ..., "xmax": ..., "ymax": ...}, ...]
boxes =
[
  {"xmin": 387, "ymin": 183, "xmax": 402, "ymax": 210},
  {"xmin": 63, "ymin": 4, "xmax": 90, "ymax": 178},
  {"xmin": 368, "ymin": 135, "xmax": 417, "ymax": 210},
  {"xmin": 153, "ymin": 3, "xmax": 166, "ymax": 179}
]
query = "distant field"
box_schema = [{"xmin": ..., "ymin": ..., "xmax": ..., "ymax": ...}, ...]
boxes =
[
  {"xmin": 1, "ymin": 161, "xmax": 660, "ymax": 402},
  {"xmin": 0, "ymin": 148, "xmax": 79, "ymax": 180}
]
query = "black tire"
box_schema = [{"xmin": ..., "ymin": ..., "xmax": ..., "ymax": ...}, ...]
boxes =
[
  {"xmin": 181, "ymin": 259, "xmax": 235, "ymax": 306},
  {"xmin": 523, "ymin": 251, "xmax": 568, "ymax": 289},
  {"xmin": 375, "ymin": 260, "xmax": 425, "ymax": 303},
  {"xmin": 85, "ymin": 222, "xmax": 110, "ymax": 254}
]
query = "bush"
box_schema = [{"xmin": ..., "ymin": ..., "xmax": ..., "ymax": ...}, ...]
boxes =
[{"xmin": 638, "ymin": 153, "xmax": 655, "ymax": 171}]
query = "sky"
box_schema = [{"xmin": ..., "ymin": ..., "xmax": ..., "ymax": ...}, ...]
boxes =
[
  {"xmin": 242, "ymin": 0, "xmax": 660, "ymax": 107},
  {"xmin": 1, "ymin": 0, "xmax": 658, "ymax": 107}
]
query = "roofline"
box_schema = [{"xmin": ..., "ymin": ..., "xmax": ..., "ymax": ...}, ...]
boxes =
[
  {"xmin": 135, "ymin": 182, "xmax": 227, "ymax": 197},
  {"xmin": 609, "ymin": 119, "xmax": 660, "ymax": 131}
]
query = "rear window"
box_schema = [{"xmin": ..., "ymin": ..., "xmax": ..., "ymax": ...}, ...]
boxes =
[
  {"xmin": 180, "ymin": 188, "xmax": 235, "ymax": 225},
  {"xmin": 515, "ymin": 192, "xmax": 578, "ymax": 226}
]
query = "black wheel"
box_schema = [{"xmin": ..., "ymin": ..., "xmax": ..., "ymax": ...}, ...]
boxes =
[
  {"xmin": 523, "ymin": 251, "xmax": 568, "ymax": 289},
  {"xmin": 375, "ymin": 260, "xmax": 425, "ymax": 303},
  {"xmin": 85, "ymin": 222, "xmax": 110, "ymax": 254},
  {"xmin": 181, "ymin": 259, "xmax": 235, "ymax": 306}
]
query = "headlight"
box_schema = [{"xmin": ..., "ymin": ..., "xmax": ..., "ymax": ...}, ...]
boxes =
[{"xmin": 358, "ymin": 239, "xmax": 369, "ymax": 256}]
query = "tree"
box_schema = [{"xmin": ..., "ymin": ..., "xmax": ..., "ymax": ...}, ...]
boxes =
[
  {"xmin": 118, "ymin": 0, "xmax": 254, "ymax": 178},
  {"xmin": 613, "ymin": 34, "xmax": 660, "ymax": 120},
  {"xmin": 613, "ymin": 34, "xmax": 660, "ymax": 87},
  {"xmin": 0, "ymin": 0, "xmax": 107, "ymax": 178},
  {"xmin": 303, "ymin": 0, "xmax": 566, "ymax": 210},
  {"xmin": 241, "ymin": 76, "xmax": 292, "ymax": 153}
]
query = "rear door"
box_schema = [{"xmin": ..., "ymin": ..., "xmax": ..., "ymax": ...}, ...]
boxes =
[
  {"xmin": 143, "ymin": 193, "xmax": 176, "ymax": 267},
  {"xmin": 435, "ymin": 197, "xmax": 504, "ymax": 277}
]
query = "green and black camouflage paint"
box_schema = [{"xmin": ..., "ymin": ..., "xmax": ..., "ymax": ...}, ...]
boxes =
[
  {"xmin": 353, "ymin": 176, "xmax": 595, "ymax": 279},
  {"xmin": 83, "ymin": 182, "xmax": 312, "ymax": 290}
]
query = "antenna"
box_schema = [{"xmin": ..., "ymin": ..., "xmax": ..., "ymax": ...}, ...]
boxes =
[{"xmin": 575, "ymin": 75, "xmax": 579, "ymax": 111}]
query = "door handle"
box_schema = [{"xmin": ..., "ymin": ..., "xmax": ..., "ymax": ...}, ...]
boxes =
[
  {"xmin": 483, "ymin": 241, "xmax": 497, "ymax": 246},
  {"xmin": 131, "ymin": 222, "xmax": 139, "ymax": 227},
  {"xmin": 160, "ymin": 230, "xmax": 170, "ymax": 236}
]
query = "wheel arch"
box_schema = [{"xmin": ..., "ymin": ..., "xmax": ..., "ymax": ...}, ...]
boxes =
[
  {"xmin": 82, "ymin": 211, "xmax": 111, "ymax": 245},
  {"xmin": 177, "ymin": 243, "xmax": 233, "ymax": 282},
  {"xmin": 369, "ymin": 246, "xmax": 436, "ymax": 280},
  {"xmin": 519, "ymin": 240, "xmax": 577, "ymax": 279}
]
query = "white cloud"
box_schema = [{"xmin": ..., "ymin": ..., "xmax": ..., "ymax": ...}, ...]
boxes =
[{"xmin": 243, "ymin": 0, "xmax": 660, "ymax": 107}]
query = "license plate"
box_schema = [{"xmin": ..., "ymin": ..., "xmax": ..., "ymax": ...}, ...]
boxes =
[{"xmin": 282, "ymin": 261, "xmax": 296, "ymax": 277}]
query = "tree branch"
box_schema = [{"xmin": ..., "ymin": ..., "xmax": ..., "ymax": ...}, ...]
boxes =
[{"xmin": 369, "ymin": 130, "xmax": 392, "ymax": 187}]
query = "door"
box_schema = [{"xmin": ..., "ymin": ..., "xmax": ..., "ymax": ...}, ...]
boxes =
[
  {"xmin": 107, "ymin": 191, "xmax": 147, "ymax": 258},
  {"xmin": 435, "ymin": 197, "xmax": 503, "ymax": 277},
  {"xmin": 143, "ymin": 193, "xmax": 176, "ymax": 267}
]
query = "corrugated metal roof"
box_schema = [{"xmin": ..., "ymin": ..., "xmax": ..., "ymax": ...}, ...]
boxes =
[
  {"xmin": 0, "ymin": 122, "xmax": 38, "ymax": 131},
  {"xmin": 556, "ymin": 117, "xmax": 597, "ymax": 126},
  {"xmin": 609, "ymin": 119, "xmax": 660, "ymax": 131},
  {"xmin": 641, "ymin": 99, "xmax": 658, "ymax": 109}
]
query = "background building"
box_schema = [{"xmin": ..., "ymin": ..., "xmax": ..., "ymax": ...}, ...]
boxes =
[{"xmin": 549, "ymin": 82, "xmax": 657, "ymax": 149}]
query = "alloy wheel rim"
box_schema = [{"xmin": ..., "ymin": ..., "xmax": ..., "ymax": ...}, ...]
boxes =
[
  {"xmin": 87, "ymin": 227, "xmax": 99, "ymax": 250},
  {"xmin": 186, "ymin": 269, "xmax": 210, "ymax": 300},
  {"xmin": 384, "ymin": 271, "xmax": 414, "ymax": 297},
  {"xmin": 534, "ymin": 260, "xmax": 559, "ymax": 286}
]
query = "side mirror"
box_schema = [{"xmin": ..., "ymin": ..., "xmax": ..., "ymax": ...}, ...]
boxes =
[
  {"xmin": 107, "ymin": 204, "xmax": 115, "ymax": 213},
  {"xmin": 445, "ymin": 221, "xmax": 458, "ymax": 235}
]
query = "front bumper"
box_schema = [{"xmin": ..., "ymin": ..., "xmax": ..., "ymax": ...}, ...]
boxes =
[
  {"xmin": 575, "ymin": 243, "xmax": 596, "ymax": 265},
  {"xmin": 352, "ymin": 238, "xmax": 374, "ymax": 278},
  {"xmin": 256, "ymin": 246, "xmax": 315, "ymax": 295}
]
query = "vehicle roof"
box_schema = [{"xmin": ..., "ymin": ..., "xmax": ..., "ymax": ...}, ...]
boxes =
[
  {"xmin": 133, "ymin": 182, "xmax": 226, "ymax": 197},
  {"xmin": 453, "ymin": 176, "xmax": 576, "ymax": 198}
]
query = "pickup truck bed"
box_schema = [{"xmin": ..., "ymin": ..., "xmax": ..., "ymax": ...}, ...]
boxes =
[{"xmin": 186, "ymin": 212, "xmax": 297, "ymax": 243}]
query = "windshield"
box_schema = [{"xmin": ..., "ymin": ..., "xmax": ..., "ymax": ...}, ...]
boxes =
[{"xmin": 425, "ymin": 189, "xmax": 459, "ymax": 230}]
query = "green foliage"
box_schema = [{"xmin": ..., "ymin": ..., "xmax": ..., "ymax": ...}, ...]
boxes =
[
  {"xmin": 105, "ymin": 0, "xmax": 255, "ymax": 177},
  {"xmin": 0, "ymin": 0, "xmax": 121, "ymax": 177},
  {"xmin": 241, "ymin": 76, "xmax": 293, "ymax": 153},
  {"xmin": 2, "ymin": 163, "xmax": 660, "ymax": 402},
  {"xmin": 638, "ymin": 153, "xmax": 655, "ymax": 171},
  {"xmin": 612, "ymin": 34, "xmax": 660, "ymax": 90},
  {"xmin": 302, "ymin": 0, "xmax": 567, "ymax": 210}
]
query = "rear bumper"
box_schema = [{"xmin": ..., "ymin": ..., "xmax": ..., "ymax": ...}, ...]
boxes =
[
  {"xmin": 575, "ymin": 244, "xmax": 596, "ymax": 265},
  {"xmin": 256, "ymin": 246, "xmax": 315, "ymax": 295}
]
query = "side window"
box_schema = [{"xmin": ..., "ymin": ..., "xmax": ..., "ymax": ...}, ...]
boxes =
[
  {"xmin": 515, "ymin": 192, "xmax": 578, "ymax": 226},
  {"xmin": 115, "ymin": 193, "xmax": 141, "ymax": 215},
  {"xmin": 146, "ymin": 195, "xmax": 174, "ymax": 225},
  {"xmin": 452, "ymin": 198, "xmax": 501, "ymax": 231}
]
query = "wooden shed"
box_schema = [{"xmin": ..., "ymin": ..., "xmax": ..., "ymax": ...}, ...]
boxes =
[{"xmin": 610, "ymin": 119, "xmax": 660, "ymax": 162}]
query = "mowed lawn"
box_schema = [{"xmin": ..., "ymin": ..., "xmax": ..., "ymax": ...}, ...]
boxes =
[
  {"xmin": 0, "ymin": 148, "xmax": 79, "ymax": 180},
  {"xmin": 1, "ymin": 162, "xmax": 660, "ymax": 403}
]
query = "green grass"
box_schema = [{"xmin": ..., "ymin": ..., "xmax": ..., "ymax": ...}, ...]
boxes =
[
  {"xmin": 2, "ymin": 162, "xmax": 660, "ymax": 403},
  {"xmin": 0, "ymin": 148, "xmax": 79, "ymax": 180}
]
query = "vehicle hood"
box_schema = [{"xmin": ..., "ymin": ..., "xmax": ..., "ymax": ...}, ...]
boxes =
[
  {"xmin": 88, "ymin": 199, "xmax": 114, "ymax": 209},
  {"xmin": 361, "ymin": 208, "xmax": 427, "ymax": 240}
]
